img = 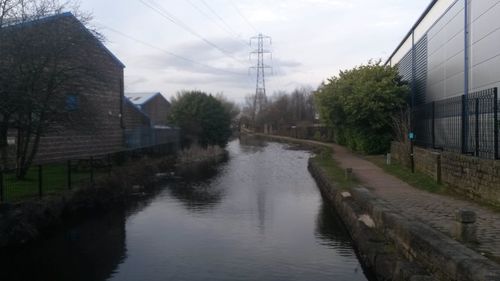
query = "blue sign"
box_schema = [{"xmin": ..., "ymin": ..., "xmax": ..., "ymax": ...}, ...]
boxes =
[{"xmin": 409, "ymin": 132, "xmax": 415, "ymax": 140}]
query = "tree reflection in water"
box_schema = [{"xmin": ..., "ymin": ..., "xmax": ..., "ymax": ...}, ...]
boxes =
[
  {"xmin": 315, "ymin": 201, "xmax": 355, "ymax": 252},
  {"xmin": 168, "ymin": 158, "xmax": 228, "ymax": 212}
]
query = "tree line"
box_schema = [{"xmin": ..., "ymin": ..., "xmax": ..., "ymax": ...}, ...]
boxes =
[{"xmin": 244, "ymin": 61, "xmax": 409, "ymax": 155}]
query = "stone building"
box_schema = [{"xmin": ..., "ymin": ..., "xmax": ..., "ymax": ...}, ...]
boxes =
[
  {"xmin": 125, "ymin": 92, "xmax": 171, "ymax": 126},
  {"xmin": 124, "ymin": 92, "xmax": 178, "ymax": 149},
  {"xmin": 1, "ymin": 12, "xmax": 126, "ymax": 165}
]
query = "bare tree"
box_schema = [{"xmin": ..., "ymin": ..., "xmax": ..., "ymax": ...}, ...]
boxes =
[{"xmin": 0, "ymin": 0, "xmax": 105, "ymax": 178}]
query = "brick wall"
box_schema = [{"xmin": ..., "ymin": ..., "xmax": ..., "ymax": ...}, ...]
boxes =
[
  {"xmin": 123, "ymin": 100, "xmax": 150, "ymax": 130},
  {"xmin": 141, "ymin": 95, "xmax": 170, "ymax": 126},
  {"xmin": 31, "ymin": 15, "xmax": 125, "ymax": 164},
  {"xmin": 391, "ymin": 142, "xmax": 500, "ymax": 206}
]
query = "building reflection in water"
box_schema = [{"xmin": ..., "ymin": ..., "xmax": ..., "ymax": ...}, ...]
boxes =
[{"xmin": 0, "ymin": 211, "xmax": 127, "ymax": 281}]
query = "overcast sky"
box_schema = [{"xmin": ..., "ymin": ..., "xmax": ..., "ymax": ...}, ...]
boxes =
[{"xmin": 79, "ymin": 0, "xmax": 430, "ymax": 103}]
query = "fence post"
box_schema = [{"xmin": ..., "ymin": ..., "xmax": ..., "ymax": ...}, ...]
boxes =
[
  {"xmin": 432, "ymin": 101, "xmax": 436, "ymax": 148},
  {"xmin": 38, "ymin": 165, "xmax": 43, "ymax": 199},
  {"xmin": 67, "ymin": 160, "xmax": 72, "ymax": 190},
  {"xmin": 461, "ymin": 95, "xmax": 468, "ymax": 154},
  {"xmin": 107, "ymin": 154, "xmax": 112, "ymax": 176},
  {"xmin": 494, "ymin": 88, "xmax": 499, "ymax": 159},
  {"xmin": 89, "ymin": 156, "xmax": 94, "ymax": 185},
  {"xmin": 475, "ymin": 99, "xmax": 479, "ymax": 156},
  {"xmin": 0, "ymin": 171, "xmax": 4, "ymax": 202}
]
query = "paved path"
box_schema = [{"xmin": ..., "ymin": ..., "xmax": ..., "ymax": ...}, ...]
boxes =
[{"xmin": 330, "ymin": 143, "xmax": 500, "ymax": 262}]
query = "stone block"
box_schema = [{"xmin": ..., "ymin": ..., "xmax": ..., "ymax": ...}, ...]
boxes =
[{"xmin": 455, "ymin": 209, "xmax": 476, "ymax": 223}]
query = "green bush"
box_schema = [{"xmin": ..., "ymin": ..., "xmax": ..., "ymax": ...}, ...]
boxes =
[
  {"xmin": 315, "ymin": 60, "xmax": 409, "ymax": 154},
  {"xmin": 168, "ymin": 91, "xmax": 232, "ymax": 148}
]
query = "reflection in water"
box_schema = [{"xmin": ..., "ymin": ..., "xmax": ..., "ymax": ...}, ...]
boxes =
[
  {"xmin": 256, "ymin": 188, "xmax": 267, "ymax": 232},
  {"xmin": 168, "ymin": 160, "xmax": 227, "ymax": 212},
  {"xmin": 0, "ymin": 211, "xmax": 127, "ymax": 281},
  {"xmin": 238, "ymin": 135, "xmax": 267, "ymax": 153},
  {"xmin": 315, "ymin": 201, "xmax": 357, "ymax": 252},
  {"xmin": 1, "ymin": 138, "xmax": 373, "ymax": 281}
]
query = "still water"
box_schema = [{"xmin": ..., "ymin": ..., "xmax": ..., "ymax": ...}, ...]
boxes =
[{"xmin": 1, "ymin": 138, "xmax": 372, "ymax": 281}]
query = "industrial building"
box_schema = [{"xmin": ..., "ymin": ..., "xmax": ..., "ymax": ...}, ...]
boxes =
[{"xmin": 387, "ymin": 0, "xmax": 500, "ymax": 159}]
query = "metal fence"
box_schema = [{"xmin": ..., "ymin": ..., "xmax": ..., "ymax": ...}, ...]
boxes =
[
  {"xmin": 124, "ymin": 127, "xmax": 179, "ymax": 150},
  {"xmin": 0, "ymin": 142, "xmax": 177, "ymax": 203},
  {"xmin": 413, "ymin": 87, "xmax": 499, "ymax": 159}
]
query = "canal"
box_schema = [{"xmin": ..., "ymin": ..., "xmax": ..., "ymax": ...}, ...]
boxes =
[{"xmin": 0, "ymin": 138, "xmax": 372, "ymax": 281}]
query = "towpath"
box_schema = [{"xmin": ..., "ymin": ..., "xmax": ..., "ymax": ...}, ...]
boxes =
[
  {"xmin": 254, "ymin": 133, "xmax": 500, "ymax": 264},
  {"xmin": 330, "ymin": 143, "xmax": 500, "ymax": 263}
]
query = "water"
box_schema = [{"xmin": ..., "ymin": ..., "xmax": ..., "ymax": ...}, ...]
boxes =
[{"xmin": 0, "ymin": 138, "xmax": 372, "ymax": 281}]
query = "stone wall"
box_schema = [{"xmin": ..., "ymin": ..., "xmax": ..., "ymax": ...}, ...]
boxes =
[
  {"xmin": 391, "ymin": 141, "xmax": 500, "ymax": 206},
  {"xmin": 308, "ymin": 158, "xmax": 500, "ymax": 281},
  {"xmin": 441, "ymin": 152, "xmax": 500, "ymax": 206},
  {"xmin": 390, "ymin": 142, "xmax": 411, "ymax": 167},
  {"xmin": 414, "ymin": 146, "xmax": 441, "ymax": 183}
]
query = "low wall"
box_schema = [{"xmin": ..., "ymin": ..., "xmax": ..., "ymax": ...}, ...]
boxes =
[
  {"xmin": 391, "ymin": 142, "xmax": 500, "ymax": 206},
  {"xmin": 390, "ymin": 142, "xmax": 411, "ymax": 167},
  {"xmin": 308, "ymin": 159, "xmax": 500, "ymax": 281},
  {"xmin": 441, "ymin": 152, "xmax": 500, "ymax": 206}
]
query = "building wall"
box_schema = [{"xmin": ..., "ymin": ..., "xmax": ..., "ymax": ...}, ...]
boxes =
[
  {"xmin": 32, "ymin": 16, "xmax": 125, "ymax": 164},
  {"xmin": 123, "ymin": 100, "xmax": 150, "ymax": 130},
  {"xmin": 389, "ymin": 0, "xmax": 500, "ymax": 102},
  {"xmin": 140, "ymin": 95, "xmax": 170, "ymax": 126}
]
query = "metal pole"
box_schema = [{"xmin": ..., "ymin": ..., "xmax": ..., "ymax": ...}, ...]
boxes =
[
  {"xmin": 410, "ymin": 31, "xmax": 416, "ymax": 173},
  {"xmin": 107, "ymin": 154, "xmax": 112, "ymax": 176},
  {"xmin": 432, "ymin": 101, "xmax": 436, "ymax": 148},
  {"xmin": 67, "ymin": 160, "xmax": 72, "ymax": 190},
  {"xmin": 494, "ymin": 88, "xmax": 499, "ymax": 159},
  {"xmin": 90, "ymin": 157, "xmax": 94, "ymax": 185},
  {"xmin": 38, "ymin": 165, "xmax": 43, "ymax": 199},
  {"xmin": 475, "ymin": 99, "xmax": 479, "ymax": 156},
  {"xmin": 0, "ymin": 171, "xmax": 4, "ymax": 202},
  {"xmin": 463, "ymin": 0, "xmax": 470, "ymax": 154},
  {"xmin": 462, "ymin": 95, "xmax": 468, "ymax": 154}
]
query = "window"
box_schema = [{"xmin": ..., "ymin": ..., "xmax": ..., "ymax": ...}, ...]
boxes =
[{"xmin": 66, "ymin": 94, "xmax": 79, "ymax": 111}]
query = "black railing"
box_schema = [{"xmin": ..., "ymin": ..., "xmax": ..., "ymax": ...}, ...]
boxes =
[{"xmin": 413, "ymin": 87, "xmax": 499, "ymax": 159}]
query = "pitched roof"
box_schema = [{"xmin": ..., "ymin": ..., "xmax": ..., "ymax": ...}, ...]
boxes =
[
  {"xmin": 125, "ymin": 92, "xmax": 168, "ymax": 106},
  {"xmin": 1, "ymin": 12, "xmax": 125, "ymax": 68}
]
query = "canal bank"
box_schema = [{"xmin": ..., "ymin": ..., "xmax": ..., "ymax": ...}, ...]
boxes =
[
  {"xmin": 0, "ymin": 145, "xmax": 229, "ymax": 250},
  {"xmin": 0, "ymin": 139, "xmax": 373, "ymax": 281},
  {"xmin": 251, "ymin": 133, "xmax": 500, "ymax": 281}
]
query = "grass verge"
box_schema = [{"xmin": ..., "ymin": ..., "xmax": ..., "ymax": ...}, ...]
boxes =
[
  {"xmin": 3, "ymin": 164, "xmax": 104, "ymax": 202},
  {"xmin": 311, "ymin": 148, "xmax": 357, "ymax": 190},
  {"xmin": 365, "ymin": 155, "xmax": 444, "ymax": 193}
]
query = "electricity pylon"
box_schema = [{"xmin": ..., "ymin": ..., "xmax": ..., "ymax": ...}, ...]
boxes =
[{"xmin": 250, "ymin": 34, "xmax": 272, "ymax": 122}]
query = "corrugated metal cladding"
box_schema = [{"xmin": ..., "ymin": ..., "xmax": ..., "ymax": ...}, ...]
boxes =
[
  {"xmin": 397, "ymin": 35, "xmax": 428, "ymax": 106},
  {"xmin": 392, "ymin": 0, "xmax": 500, "ymax": 102},
  {"xmin": 414, "ymin": 35, "xmax": 428, "ymax": 105},
  {"xmin": 397, "ymin": 50, "xmax": 412, "ymax": 84}
]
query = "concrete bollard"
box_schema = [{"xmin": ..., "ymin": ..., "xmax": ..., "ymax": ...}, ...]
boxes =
[
  {"xmin": 453, "ymin": 209, "xmax": 477, "ymax": 243},
  {"xmin": 386, "ymin": 153, "xmax": 391, "ymax": 165},
  {"xmin": 345, "ymin": 168, "xmax": 353, "ymax": 180}
]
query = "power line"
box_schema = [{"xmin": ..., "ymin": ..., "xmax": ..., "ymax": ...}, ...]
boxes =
[
  {"xmin": 229, "ymin": 1, "xmax": 258, "ymax": 34},
  {"xmin": 138, "ymin": 0, "xmax": 248, "ymax": 66},
  {"xmin": 198, "ymin": 0, "xmax": 242, "ymax": 40},
  {"xmin": 101, "ymin": 24, "xmax": 247, "ymax": 76},
  {"xmin": 184, "ymin": 0, "xmax": 247, "ymax": 47}
]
